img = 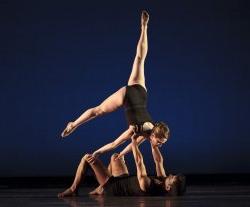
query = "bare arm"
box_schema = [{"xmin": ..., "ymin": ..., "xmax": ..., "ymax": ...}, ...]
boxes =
[
  {"xmin": 151, "ymin": 144, "xmax": 167, "ymax": 177},
  {"xmin": 131, "ymin": 134, "xmax": 150, "ymax": 191},
  {"xmin": 92, "ymin": 127, "xmax": 134, "ymax": 157},
  {"xmin": 118, "ymin": 136, "xmax": 146, "ymax": 158},
  {"xmin": 131, "ymin": 135, "xmax": 147, "ymax": 178}
]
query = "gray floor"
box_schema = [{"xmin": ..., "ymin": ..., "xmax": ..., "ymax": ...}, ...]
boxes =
[{"xmin": 1, "ymin": 186, "xmax": 250, "ymax": 207}]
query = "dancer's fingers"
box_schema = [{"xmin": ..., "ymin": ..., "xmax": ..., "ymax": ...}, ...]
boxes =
[
  {"xmin": 88, "ymin": 157, "xmax": 96, "ymax": 164},
  {"xmin": 113, "ymin": 153, "xmax": 119, "ymax": 160},
  {"xmin": 86, "ymin": 155, "xmax": 96, "ymax": 164},
  {"xmin": 116, "ymin": 153, "xmax": 124, "ymax": 160}
]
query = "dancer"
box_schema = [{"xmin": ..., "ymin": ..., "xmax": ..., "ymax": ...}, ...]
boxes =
[
  {"xmin": 58, "ymin": 135, "xmax": 186, "ymax": 197},
  {"xmin": 61, "ymin": 10, "xmax": 169, "ymax": 156}
]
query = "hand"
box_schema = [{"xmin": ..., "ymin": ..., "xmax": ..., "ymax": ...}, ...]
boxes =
[
  {"xmin": 114, "ymin": 153, "xmax": 124, "ymax": 161},
  {"xmin": 61, "ymin": 122, "xmax": 77, "ymax": 138},
  {"xmin": 131, "ymin": 133, "xmax": 138, "ymax": 141},
  {"xmin": 85, "ymin": 154, "xmax": 96, "ymax": 165}
]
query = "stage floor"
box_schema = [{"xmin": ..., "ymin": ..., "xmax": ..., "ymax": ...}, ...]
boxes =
[{"xmin": 1, "ymin": 185, "xmax": 250, "ymax": 207}]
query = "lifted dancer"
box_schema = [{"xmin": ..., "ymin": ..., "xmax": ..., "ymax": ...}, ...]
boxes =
[{"xmin": 61, "ymin": 11, "xmax": 169, "ymax": 156}]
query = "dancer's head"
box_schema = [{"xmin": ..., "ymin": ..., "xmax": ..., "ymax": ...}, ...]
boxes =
[
  {"xmin": 164, "ymin": 174, "xmax": 186, "ymax": 196},
  {"xmin": 150, "ymin": 122, "xmax": 170, "ymax": 147}
]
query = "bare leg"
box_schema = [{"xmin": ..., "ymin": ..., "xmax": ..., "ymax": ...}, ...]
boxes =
[
  {"xmin": 109, "ymin": 153, "xmax": 129, "ymax": 176},
  {"xmin": 128, "ymin": 11, "xmax": 149, "ymax": 89},
  {"xmin": 58, "ymin": 154, "xmax": 111, "ymax": 198},
  {"xmin": 61, "ymin": 86, "xmax": 126, "ymax": 137},
  {"xmin": 58, "ymin": 155, "xmax": 88, "ymax": 198},
  {"xmin": 89, "ymin": 153, "xmax": 129, "ymax": 195}
]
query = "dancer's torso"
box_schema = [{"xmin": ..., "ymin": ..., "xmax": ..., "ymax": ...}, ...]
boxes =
[{"xmin": 124, "ymin": 84, "xmax": 153, "ymax": 126}]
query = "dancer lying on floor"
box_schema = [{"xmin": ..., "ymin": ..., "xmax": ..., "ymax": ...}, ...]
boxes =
[
  {"xmin": 61, "ymin": 10, "xmax": 170, "ymax": 157},
  {"xmin": 58, "ymin": 135, "xmax": 186, "ymax": 197}
]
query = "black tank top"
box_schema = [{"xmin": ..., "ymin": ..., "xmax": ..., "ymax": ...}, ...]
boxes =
[
  {"xmin": 124, "ymin": 84, "xmax": 153, "ymax": 125},
  {"xmin": 104, "ymin": 176, "xmax": 166, "ymax": 196}
]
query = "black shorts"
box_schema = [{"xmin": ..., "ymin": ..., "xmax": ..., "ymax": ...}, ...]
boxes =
[{"xmin": 103, "ymin": 174, "xmax": 129, "ymax": 196}]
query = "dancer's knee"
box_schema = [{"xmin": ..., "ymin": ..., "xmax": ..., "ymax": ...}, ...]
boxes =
[
  {"xmin": 111, "ymin": 153, "xmax": 119, "ymax": 161},
  {"xmin": 93, "ymin": 106, "xmax": 105, "ymax": 116}
]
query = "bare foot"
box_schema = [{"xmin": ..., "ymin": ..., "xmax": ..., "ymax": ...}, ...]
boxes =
[
  {"xmin": 89, "ymin": 186, "xmax": 104, "ymax": 195},
  {"xmin": 58, "ymin": 188, "xmax": 78, "ymax": 198},
  {"xmin": 61, "ymin": 122, "xmax": 77, "ymax": 138},
  {"xmin": 141, "ymin": 10, "xmax": 149, "ymax": 26}
]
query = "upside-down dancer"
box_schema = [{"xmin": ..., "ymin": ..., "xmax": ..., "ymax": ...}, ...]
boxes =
[{"xmin": 61, "ymin": 11, "xmax": 170, "ymax": 157}]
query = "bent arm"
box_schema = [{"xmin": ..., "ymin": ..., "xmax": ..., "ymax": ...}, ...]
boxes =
[
  {"xmin": 93, "ymin": 128, "xmax": 134, "ymax": 156},
  {"xmin": 151, "ymin": 144, "xmax": 166, "ymax": 177}
]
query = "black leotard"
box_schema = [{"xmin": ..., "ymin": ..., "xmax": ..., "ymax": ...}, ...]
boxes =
[
  {"xmin": 124, "ymin": 84, "xmax": 153, "ymax": 126},
  {"xmin": 104, "ymin": 175, "xmax": 166, "ymax": 196}
]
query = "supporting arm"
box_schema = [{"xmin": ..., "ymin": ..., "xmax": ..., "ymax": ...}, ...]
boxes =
[
  {"xmin": 131, "ymin": 134, "xmax": 147, "ymax": 179},
  {"xmin": 118, "ymin": 136, "xmax": 146, "ymax": 158},
  {"xmin": 151, "ymin": 144, "xmax": 167, "ymax": 177}
]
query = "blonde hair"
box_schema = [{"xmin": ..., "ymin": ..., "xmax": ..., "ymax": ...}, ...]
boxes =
[{"xmin": 152, "ymin": 122, "xmax": 170, "ymax": 139}]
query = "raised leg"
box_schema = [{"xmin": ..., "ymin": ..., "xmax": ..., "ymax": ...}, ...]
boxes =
[
  {"xmin": 128, "ymin": 11, "xmax": 149, "ymax": 88},
  {"xmin": 58, "ymin": 154, "xmax": 111, "ymax": 198},
  {"xmin": 61, "ymin": 86, "xmax": 126, "ymax": 137}
]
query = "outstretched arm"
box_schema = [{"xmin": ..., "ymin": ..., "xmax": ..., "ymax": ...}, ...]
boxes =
[
  {"xmin": 151, "ymin": 144, "xmax": 167, "ymax": 177},
  {"xmin": 92, "ymin": 127, "xmax": 134, "ymax": 157},
  {"xmin": 131, "ymin": 134, "xmax": 147, "ymax": 179},
  {"xmin": 118, "ymin": 136, "xmax": 146, "ymax": 158},
  {"xmin": 131, "ymin": 134, "xmax": 151, "ymax": 191}
]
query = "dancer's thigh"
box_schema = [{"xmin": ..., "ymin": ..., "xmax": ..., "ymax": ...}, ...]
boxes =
[{"xmin": 98, "ymin": 86, "xmax": 126, "ymax": 113}]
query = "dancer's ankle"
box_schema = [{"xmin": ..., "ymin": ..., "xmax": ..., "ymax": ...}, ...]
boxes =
[
  {"xmin": 141, "ymin": 25, "xmax": 148, "ymax": 30},
  {"xmin": 70, "ymin": 185, "xmax": 78, "ymax": 193}
]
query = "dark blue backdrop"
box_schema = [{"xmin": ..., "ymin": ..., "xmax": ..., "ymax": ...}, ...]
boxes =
[{"xmin": 1, "ymin": 0, "xmax": 249, "ymax": 176}]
